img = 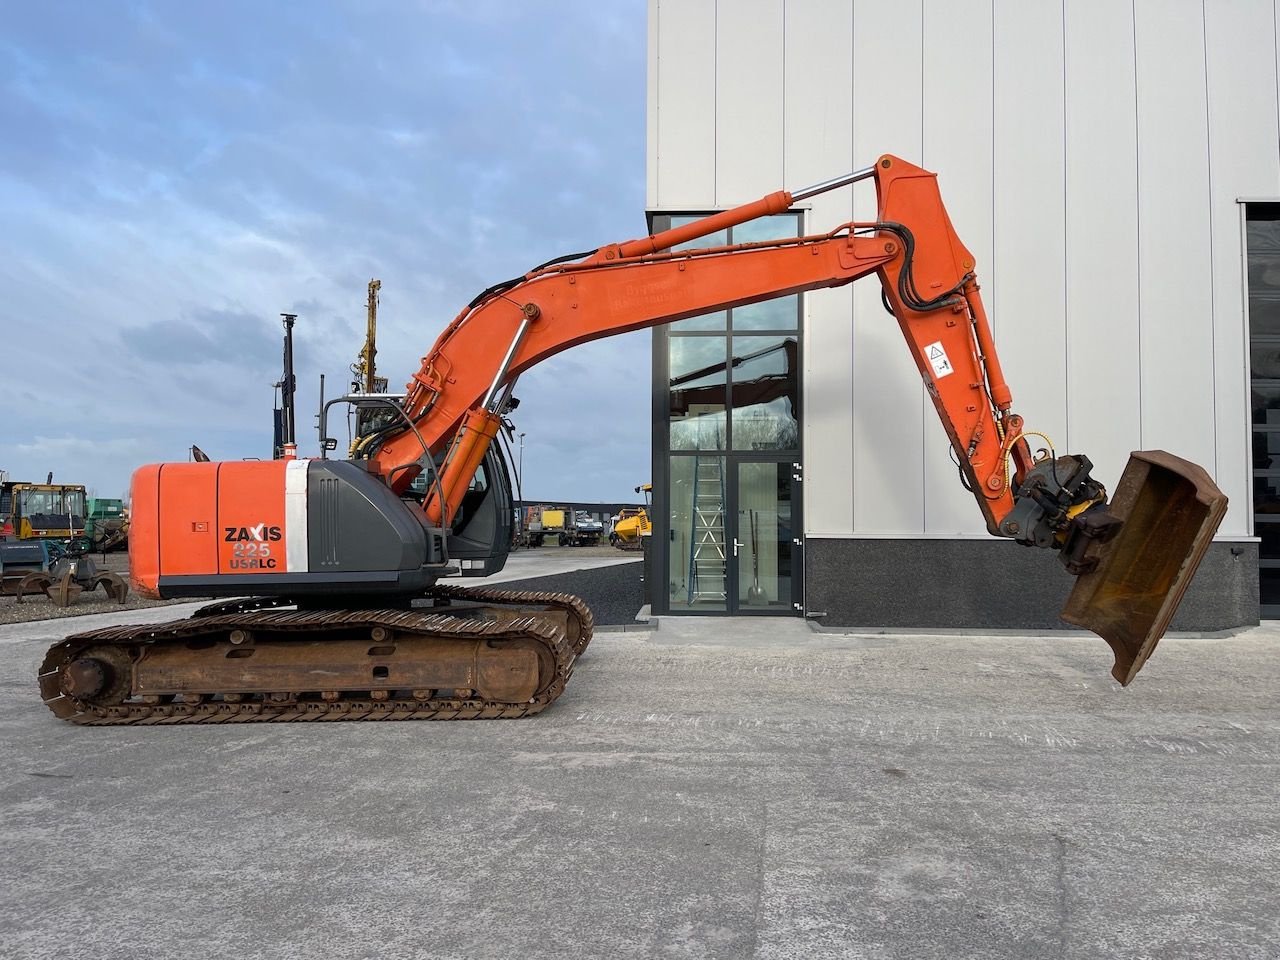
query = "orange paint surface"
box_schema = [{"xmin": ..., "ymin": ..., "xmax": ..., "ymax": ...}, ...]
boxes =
[
  {"xmin": 128, "ymin": 465, "xmax": 162, "ymax": 598},
  {"xmin": 156, "ymin": 463, "xmax": 220, "ymax": 577},
  {"xmin": 215, "ymin": 460, "xmax": 287, "ymax": 575}
]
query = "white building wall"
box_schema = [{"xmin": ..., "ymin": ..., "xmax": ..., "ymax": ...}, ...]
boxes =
[{"xmin": 648, "ymin": 0, "xmax": 1280, "ymax": 540}]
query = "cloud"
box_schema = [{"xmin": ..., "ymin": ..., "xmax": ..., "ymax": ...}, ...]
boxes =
[
  {"xmin": 128, "ymin": 308, "xmax": 282, "ymax": 367},
  {"xmin": 0, "ymin": 1, "xmax": 650, "ymax": 503},
  {"xmin": 15, "ymin": 436, "xmax": 148, "ymax": 460}
]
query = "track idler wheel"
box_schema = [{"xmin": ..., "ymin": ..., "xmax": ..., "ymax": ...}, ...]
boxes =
[{"xmin": 56, "ymin": 645, "xmax": 133, "ymax": 706}]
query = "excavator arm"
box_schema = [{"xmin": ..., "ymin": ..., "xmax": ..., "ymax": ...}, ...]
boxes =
[
  {"xmin": 370, "ymin": 157, "xmax": 1029, "ymax": 528},
  {"xmin": 363, "ymin": 154, "xmax": 1227, "ymax": 684}
]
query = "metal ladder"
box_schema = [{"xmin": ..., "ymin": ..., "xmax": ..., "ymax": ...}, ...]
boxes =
[{"xmin": 687, "ymin": 451, "xmax": 727, "ymax": 604}]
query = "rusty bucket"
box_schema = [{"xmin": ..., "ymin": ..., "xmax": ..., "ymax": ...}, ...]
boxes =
[{"xmin": 1060, "ymin": 451, "xmax": 1228, "ymax": 685}]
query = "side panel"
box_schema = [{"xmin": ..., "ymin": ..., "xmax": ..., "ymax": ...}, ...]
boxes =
[
  {"xmin": 714, "ymin": 0, "xmax": 783, "ymax": 204},
  {"xmin": 156, "ymin": 463, "xmax": 219, "ymax": 577},
  {"xmin": 1134, "ymin": 0, "xmax": 1215, "ymax": 471},
  {"xmin": 922, "ymin": 0, "xmax": 995, "ymax": 533},
  {"xmin": 645, "ymin": 0, "xmax": 659, "ymax": 208},
  {"xmin": 306, "ymin": 460, "xmax": 430, "ymax": 573},
  {"xmin": 128, "ymin": 465, "xmax": 162, "ymax": 597},
  {"xmin": 1064, "ymin": 0, "xmax": 1141, "ymax": 497},
  {"xmin": 1205, "ymin": 0, "xmax": 1280, "ymax": 536},
  {"xmin": 148, "ymin": 459, "xmax": 438, "ymax": 598},
  {"xmin": 652, "ymin": 0, "xmax": 716, "ymax": 206},
  {"xmin": 787, "ymin": 0, "xmax": 854, "ymax": 536},
  {"xmin": 215, "ymin": 460, "xmax": 287, "ymax": 576},
  {"xmin": 993, "ymin": 0, "xmax": 1068, "ymax": 456},
  {"xmin": 851, "ymin": 0, "xmax": 925, "ymax": 534}
]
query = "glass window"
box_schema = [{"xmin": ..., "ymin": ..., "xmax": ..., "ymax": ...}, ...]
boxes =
[
  {"xmin": 732, "ymin": 214, "xmax": 801, "ymax": 244},
  {"xmin": 653, "ymin": 208, "xmax": 805, "ymax": 615},
  {"xmin": 20, "ymin": 490, "xmax": 58, "ymax": 514},
  {"xmin": 731, "ymin": 336, "xmax": 799, "ymax": 451},
  {"xmin": 665, "ymin": 216, "xmax": 730, "ymax": 331},
  {"xmin": 736, "ymin": 462, "xmax": 794, "ymax": 609},
  {"xmin": 668, "ymin": 215, "xmax": 728, "ymax": 252},
  {"xmin": 733, "ymin": 295, "xmax": 799, "ymax": 331},
  {"xmin": 668, "ymin": 454, "xmax": 727, "ymax": 610},
  {"xmin": 1261, "ymin": 565, "xmax": 1280, "ymax": 607},
  {"xmin": 1248, "ymin": 204, "xmax": 1280, "ymax": 614},
  {"xmin": 672, "ymin": 311, "xmax": 728, "ymax": 333},
  {"xmin": 1250, "ymin": 341, "xmax": 1280, "ymax": 381},
  {"xmin": 1247, "ymin": 216, "xmax": 1280, "ymax": 336},
  {"xmin": 669, "ymin": 337, "xmax": 728, "ymax": 451}
]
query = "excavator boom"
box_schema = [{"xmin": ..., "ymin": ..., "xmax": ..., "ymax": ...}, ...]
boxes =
[{"xmin": 39, "ymin": 155, "xmax": 1227, "ymax": 727}]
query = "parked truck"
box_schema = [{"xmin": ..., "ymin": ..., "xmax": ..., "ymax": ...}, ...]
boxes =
[
  {"xmin": 561, "ymin": 511, "xmax": 603, "ymax": 547},
  {"xmin": 540, "ymin": 507, "xmax": 568, "ymax": 542},
  {"xmin": 520, "ymin": 505, "xmax": 546, "ymax": 547}
]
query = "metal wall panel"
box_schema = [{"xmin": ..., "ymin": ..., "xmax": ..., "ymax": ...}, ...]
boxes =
[
  {"xmin": 646, "ymin": 0, "xmax": 1265, "ymax": 543},
  {"xmin": 922, "ymin": 0, "xmax": 995, "ymax": 533},
  {"xmin": 715, "ymin": 0, "xmax": 784, "ymax": 204},
  {"xmin": 1206, "ymin": 0, "xmax": 1280, "ymax": 536},
  {"xmin": 652, "ymin": 0, "xmax": 716, "ymax": 206},
  {"xmin": 786, "ymin": 0, "xmax": 855, "ymax": 535},
  {"xmin": 646, "ymin": 1, "xmax": 659, "ymax": 208},
  {"xmin": 993, "ymin": 0, "xmax": 1068, "ymax": 488},
  {"xmin": 1134, "ymin": 0, "xmax": 1216, "ymax": 476},
  {"xmin": 851, "ymin": 0, "xmax": 926, "ymax": 534},
  {"xmin": 1064, "ymin": 0, "xmax": 1140, "ymax": 497}
]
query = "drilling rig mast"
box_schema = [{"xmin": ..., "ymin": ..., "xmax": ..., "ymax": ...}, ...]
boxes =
[
  {"xmin": 349, "ymin": 279, "xmax": 393, "ymax": 452},
  {"xmin": 353, "ymin": 279, "xmax": 387, "ymax": 395}
]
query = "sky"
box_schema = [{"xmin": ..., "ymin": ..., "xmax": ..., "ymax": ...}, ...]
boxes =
[{"xmin": 0, "ymin": 0, "xmax": 650, "ymax": 504}]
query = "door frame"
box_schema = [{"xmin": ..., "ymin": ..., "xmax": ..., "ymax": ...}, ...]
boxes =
[{"xmin": 726, "ymin": 456, "xmax": 803, "ymax": 616}]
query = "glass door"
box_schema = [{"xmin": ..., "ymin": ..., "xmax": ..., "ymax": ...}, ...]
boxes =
[
  {"xmin": 730, "ymin": 460, "xmax": 801, "ymax": 614},
  {"xmin": 1248, "ymin": 203, "xmax": 1280, "ymax": 617}
]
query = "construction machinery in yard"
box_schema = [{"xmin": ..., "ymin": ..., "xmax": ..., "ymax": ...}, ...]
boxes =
[
  {"xmin": 1, "ymin": 479, "xmax": 89, "ymax": 551},
  {"xmin": 538, "ymin": 506, "xmax": 569, "ymax": 543},
  {"xmin": 348, "ymin": 279, "xmax": 399, "ymax": 451},
  {"xmin": 610, "ymin": 485, "xmax": 652, "ymax": 550},
  {"xmin": 85, "ymin": 498, "xmax": 130, "ymax": 553},
  {"xmin": 39, "ymin": 154, "xmax": 1226, "ymax": 726},
  {"xmin": 561, "ymin": 511, "xmax": 604, "ymax": 547},
  {"xmin": 520, "ymin": 505, "xmax": 547, "ymax": 547},
  {"xmin": 1, "ymin": 540, "xmax": 128, "ymax": 607}
]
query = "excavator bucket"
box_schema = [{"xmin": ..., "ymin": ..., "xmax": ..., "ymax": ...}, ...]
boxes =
[{"xmin": 1060, "ymin": 451, "xmax": 1228, "ymax": 685}]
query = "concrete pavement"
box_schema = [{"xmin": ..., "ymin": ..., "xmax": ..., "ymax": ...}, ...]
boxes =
[{"xmin": 1, "ymin": 611, "xmax": 1277, "ymax": 959}]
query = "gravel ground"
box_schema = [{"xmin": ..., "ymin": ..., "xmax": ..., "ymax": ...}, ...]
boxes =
[
  {"xmin": 0, "ymin": 551, "xmax": 199, "ymax": 626},
  {"xmin": 5, "ymin": 618, "xmax": 1278, "ymax": 958},
  {"xmin": 511, "ymin": 542, "xmax": 635, "ymax": 561},
  {"xmin": 0, "ymin": 543, "xmax": 641, "ymax": 626},
  {"xmin": 494, "ymin": 559, "xmax": 644, "ymax": 625}
]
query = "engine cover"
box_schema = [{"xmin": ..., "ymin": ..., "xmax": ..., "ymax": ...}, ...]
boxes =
[{"xmin": 130, "ymin": 459, "xmax": 444, "ymax": 599}]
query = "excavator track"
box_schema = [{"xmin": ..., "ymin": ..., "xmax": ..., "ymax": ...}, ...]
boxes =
[
  {"xmin": 38, "ymin": 585, "xmax": 595, "ymax": 726},
  {"xmin": 424, "ymin": 583, "xmax": 595, "ymax": 656}
]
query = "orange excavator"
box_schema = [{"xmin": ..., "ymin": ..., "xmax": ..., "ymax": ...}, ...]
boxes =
[{"xmin": 39, "ymin": 155, "xmax": 1227, "ymax": 725}]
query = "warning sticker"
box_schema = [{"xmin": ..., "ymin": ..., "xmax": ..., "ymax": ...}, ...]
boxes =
[{"xmin": 924, "ymin": 341, "xmax": 954, "ymax": 379}]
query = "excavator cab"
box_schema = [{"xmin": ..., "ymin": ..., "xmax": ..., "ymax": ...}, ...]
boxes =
[
  {"xmin": 1060, "ymin": 451, "xmax": 1228, "ymax": 685},
  {"xmin": 444, "ymin": 443, "xmax": 515, "ymax": 577}
]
